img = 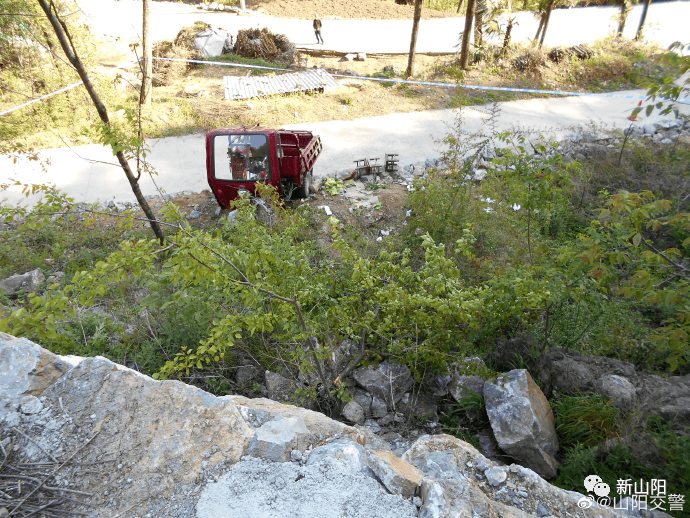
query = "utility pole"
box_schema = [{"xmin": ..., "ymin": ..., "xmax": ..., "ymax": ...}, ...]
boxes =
[{"xmin": 406, "ymin": 0, "xmax": 423, "ymax": 77}]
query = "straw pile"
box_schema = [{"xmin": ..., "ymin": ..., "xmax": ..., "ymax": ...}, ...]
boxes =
[
  {"xmin": 234, "ymin": 28, "xmax": 295, "ymax": 63},
  {"xmin": 152, "ymin": 24, "xmax": 206, "ymax": 86}
]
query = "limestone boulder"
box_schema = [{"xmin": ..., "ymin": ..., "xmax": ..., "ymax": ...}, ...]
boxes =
[
  {"xmin": 325, "ymin": 337, "xmax": 359, "ymax": 375},
  {"xmin": 224, "ymin": 395, "xmax": 366, "ymax": 462},
  {"xmin": 305, "ymin": 437, "xmax": 423, "ymax": 498},
  {"xmin": 640, "ymin": 373, "xmax": 690, "ymax": 429},
  {"xmin": 3, "ymin": 355, "xmax": 254, "ymax": 517},
  {"xmin": 404, "ymin": 434, "xmax": 661, "ymax": 518},
  {"xmin": 195, "ymin": 455, "xmax": 418, "ymax": 518},
  {"xmin": 397, "ymin": 392, "xmax": 438, "ymax": 421},
  {"xmin": 306, "ymin": 437, "xmax": 371, "ymax": 473},
  {"xmin": 448, "ymin": 356, "xmax": 488, "ymax": 403},
  {"xmin": 595, "ymin": 374, "xmax": 637, "ymax": 411},
  {"xmin": 351, "ymin": 361, "xmax": 414, "ymax": 409},
  {"xmin": 264, "ymin": 370, "xmax": 314, "ymax": 407},
  {"xmin": 426, "ymin": 372, "xmax": 452, "ymax": 397},
  {"xmin": 449, "ymin": 374, "xmax": 486, "ymax": 402},
  {"xmin": 235, "ymin": 363, "xmax": 261, "ymax": 388},
  {"xmin": 536, "ymin": 348, "xmax": 636, "ymax": 397},
  {"xmin": 0, "ymin": 332, "xmax": 72, "ymax": 421},
  {"xmin": 0, "ymin": 268, "xmax": 45, "ymax": 295},
  {"xmin": 353, "ymin": 390, "xmax": 373, "ymax": 416},
  {"xmin": 537, "ymin": 348, "xmax": 690, "ymax": 427},
  {"xmin": 1, "ymin": 334, "xmax": 673, "ymax": 518},
  {"xmin": 483, "ymin": 369, "xmax": 559, "ymax": 479},
  {"xmin": 367, "ymin": 448, "xmax": 424, "ymax": 497},
  {"xmin": 371, "ymin": 395, "xmax": 388, "ymax": 418},
  {"xmin": 342, "ymin": 400, "xmax": 366, "ymax": 424},
  {"xmin": 1, "ymin": 336, "xmax": 376, "ymax": 517}
]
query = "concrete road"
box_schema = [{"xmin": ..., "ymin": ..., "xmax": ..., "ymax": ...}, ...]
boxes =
[
  {"xmin": 4, "ymin": 89, "xmax": 688, "ymax": 207},
  {"xmin": 2, "ymin": 1, "xmax": 689, "ymax": 206}
]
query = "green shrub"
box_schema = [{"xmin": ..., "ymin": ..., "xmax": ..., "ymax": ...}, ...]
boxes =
[
  {"xmin": 554, "ymin": 442, "xmax": 651, "ymax": 493},
  {"xmin": 439, "ymin": 388, "xmax": 490, "ymax": 449},
  {"xmin": 553, "ymin": 393, "xmax": 619, "ymax": 449},
  {"xmin": 555, "ymin": 418, "xmax": 690, "ymax": 518}
]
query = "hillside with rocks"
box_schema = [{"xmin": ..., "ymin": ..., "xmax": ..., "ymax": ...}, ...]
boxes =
[
  {"xmin": 2, "ymin": 118, "xmax": 690, "ymax": 517},
  {"xmin": 1, "ymin": 332, "xmax": 677, "ymax": 517},
  {"xmin": 2, "ymin": 0, "xmax": 690, "ymax": 514}
]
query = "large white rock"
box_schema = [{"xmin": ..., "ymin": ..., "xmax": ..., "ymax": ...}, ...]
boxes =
[
  {"xmin": 483, "ymin": 369, "xmax": 559, "ymax": 479},
  {"xmin": 0, "ymin": 335, "xmax": 669, "ymax": 518},
  {"xmin": 403, "ymin": 434, "xmax": 658, "ymax": 518}
]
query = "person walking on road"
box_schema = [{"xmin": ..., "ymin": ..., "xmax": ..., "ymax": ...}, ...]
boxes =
[{"xmin": 313, "ymin": 16, "xmax": 324, "ymax": 44}]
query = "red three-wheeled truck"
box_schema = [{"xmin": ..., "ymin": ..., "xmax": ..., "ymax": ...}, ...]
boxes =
[{"xmin": 206, "ymin": 127, "xmax": 322, "ymax": 208}]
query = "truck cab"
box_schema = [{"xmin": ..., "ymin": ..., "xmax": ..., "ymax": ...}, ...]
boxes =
[{"xmin": 206, "ymin": 127, "xmax": 321, "ymax": 208}]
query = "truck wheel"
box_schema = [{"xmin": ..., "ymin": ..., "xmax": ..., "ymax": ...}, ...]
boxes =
[{"xmin": 295, "ymin": 170, "xmax": 312, "ymax": 199}]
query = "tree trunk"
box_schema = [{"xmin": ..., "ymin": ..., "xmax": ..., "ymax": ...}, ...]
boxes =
[
  {"xmin": 474, "ymin": 0, "xmax": 484, "ymax": 47},
  {"xmin": 635, "ymin": 0, "xmax": 651, "ymax": 40},
  {"xmin": 460, "ymin": 0, "xmax": 475, "ymax": 70},
  {"xmin": 37, "ymin": 0, "xmax": 165, "ymax": 244},
  {"xmin": 456, "ymin": 0, "xmax": 465, "ymax": 13},
  {"xmin": 140, "ymin": 0, "xmax": 152, "ymax": 105},
  {"xmin": 239, "ymin": 0, "xmax": 246, "ymax": 9},
  {"xmin": 502, "ymin": 17, "xmax": 514, "ymax": 50},
  {"xmin": 406, "ymin": 0, "xmax": 424, "ymax": 77},
  {"xmin": 538, "ymin": 0, "xmax": 553, "ymax": 48},
  {"xmin": 533, "ymin": 12, "xmax": 545, "ymax": 42},
  {"xmin": 617, "ymin": 0, "xmax": 631, "ymax": 36}
]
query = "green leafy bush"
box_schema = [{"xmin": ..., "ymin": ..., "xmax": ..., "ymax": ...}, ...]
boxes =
[{"xmin": 554, "ymin": 442, "xmax": 651, "ymax": 493}]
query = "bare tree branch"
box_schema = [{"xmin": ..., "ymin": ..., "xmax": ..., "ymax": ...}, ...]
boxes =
[{"xmin": 36, "ymin": 0, "xmax": 165, "ymax": 244}]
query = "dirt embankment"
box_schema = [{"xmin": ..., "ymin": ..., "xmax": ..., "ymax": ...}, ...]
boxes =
[{"xmin": 243, "ymin": 0, "xmax": 458, "ymax": 19}]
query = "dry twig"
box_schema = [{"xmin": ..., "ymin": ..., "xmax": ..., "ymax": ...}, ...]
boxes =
[{"xmin": 1, "ymin": 429, "xmax": 96, "ymax": 517}]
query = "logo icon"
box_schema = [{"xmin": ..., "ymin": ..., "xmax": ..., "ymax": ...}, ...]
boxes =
[
  {"xmin": 582, "ymin": 475, "xmax": 612, "ymax": 508},
  {"xmin": 577, "ymin": 495, "xmax": 594, "ymax": 509},
  {"xmin": 584, "ymin": 475, "xmax": 602, "ymax": 493},
  {"xmin": 594, "ymin": 482, "xmax": 610, "ymax": 498}
]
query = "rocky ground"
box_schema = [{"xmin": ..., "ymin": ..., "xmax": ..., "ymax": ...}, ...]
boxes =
[{"xmin": 1, "ymin": 333, "xmax": 680, "ymax": 518}]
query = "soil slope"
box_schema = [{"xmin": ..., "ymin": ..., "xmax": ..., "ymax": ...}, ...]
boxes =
[{"xmin": 244, "ymin": 0, "xmax": 457, "ymax": 19}]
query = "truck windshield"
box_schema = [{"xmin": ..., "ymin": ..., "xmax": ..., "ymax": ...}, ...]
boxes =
[{"xmin": 213, "ymin": 133, "xmax": 271, "ymax": 182}]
